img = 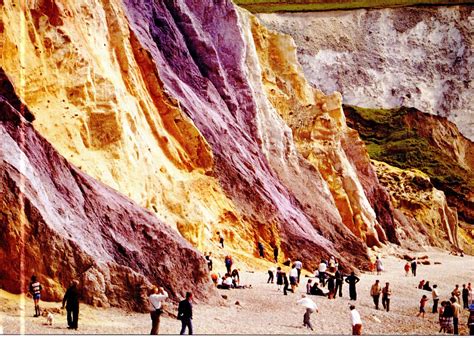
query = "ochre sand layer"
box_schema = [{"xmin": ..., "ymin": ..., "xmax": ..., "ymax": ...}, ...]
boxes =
[{"xmin": 1, "ymin": 249, "xmax": 472, "ymax": 335}]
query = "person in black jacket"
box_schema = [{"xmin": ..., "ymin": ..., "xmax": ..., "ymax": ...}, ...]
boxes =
[
  {"xmin": 62, "ymin": 280, "xmax": 80, "ymax": 330},
  {"xmin": 178, "ymin": 292, "xmax": 193, "ymax": 335},
  {"xmin": 345, "ymin": 272, "xmax": 360, "ymax": 301}
]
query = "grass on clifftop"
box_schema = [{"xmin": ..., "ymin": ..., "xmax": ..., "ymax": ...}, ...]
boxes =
[
  {"xmin": 343, "ymin": 105, "xmax": 472, "ymax": 194},
  {"xmin": 235, "ymin": 0, "xmax": 472, "ymax": 13}
]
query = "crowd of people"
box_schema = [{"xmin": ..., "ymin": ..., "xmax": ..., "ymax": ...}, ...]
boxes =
[{"xmin": 23, "ymin": 238, "xmax": 474, "ymax": 336}]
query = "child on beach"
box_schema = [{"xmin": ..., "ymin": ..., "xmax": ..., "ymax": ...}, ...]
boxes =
[{"xmin": 416, "ymin": 295, "xmax": 428, "ymax": 318}]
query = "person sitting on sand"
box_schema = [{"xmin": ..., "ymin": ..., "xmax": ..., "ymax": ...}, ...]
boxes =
[
  {"xmin": 423, "ymin": 281, "xmax": 432, "ymax": 292},
  {"xmin": 231, "ymin": 269, "xmax": 240, "ymax": 288},
  {"xmin": 210, "ymin": 273, "xmax": 218, "ymax": 286},
  {"xmin": 418, "ymin": 280, "xmax": 425, "ymax": 289},
  {"xmin": 416, "ymin": 295, "xmax": 428, "ymax": 318},
  {"xmin": 310, "ymin": 281, "xmax": 328, "ymax": 297},
  {"xmin": 217, "ymin": 274, "xmax": 232, "ymax": 289}
]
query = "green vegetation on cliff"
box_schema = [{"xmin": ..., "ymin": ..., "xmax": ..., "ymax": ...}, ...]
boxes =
[
  {"xmin": 343, "ymin": 105, "xmax": 474, "ymax": 223},
  {"xmin": 235, "ymin": 0, "xmax": 472, "ymax": 13}
]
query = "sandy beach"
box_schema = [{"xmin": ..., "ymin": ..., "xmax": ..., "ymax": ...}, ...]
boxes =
[{"xmin": 1, "ymin": 247, "xmax": 473, "ymax": 335}]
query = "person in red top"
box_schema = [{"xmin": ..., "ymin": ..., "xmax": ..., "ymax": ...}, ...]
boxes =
[
  {"xmin": 416, "ymin": 295, "xmax": 428, "ymax": 318},
  {"xmin": 404, "ymin": 262, "xmax": 410, "ymax": 277}
]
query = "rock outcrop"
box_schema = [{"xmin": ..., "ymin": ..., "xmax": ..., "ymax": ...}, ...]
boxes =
[
  {"xmin": 0, "ymin": 73, "xmax": 216, "ymax": 310},
  {"xmin": 344, "ymin": 105, "xmax": 474, "ymax": 227},
  {"xmin": 372, "ymin": 160, "xmax": 459, "ymax": 251},
  {"xmin": 257, "ymin": 6, "xmax": 474, "ymax": 140}
]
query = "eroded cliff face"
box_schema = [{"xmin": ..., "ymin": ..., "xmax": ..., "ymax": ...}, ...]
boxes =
[
  {"xmin": 373, "ymin": 160, "xmax": 459, "ymax": 251},
  {"xmin": 241, "ymin": 12, "xmax": 397, "ymax": 247},
  {"xmin": 2, "ymin": 0, "xmax": 464, "ymax": 304},
  {"xmin": 0, "ymin": 75, "xmax": 216, "ymax": 310},
  {"xmin": 0, "ymin": 0, "xmax": 390, "ymax": 272},
  {"xmin": 0, "ymin": 0, "xmax": 257, "ymax": 258},
  {"xmin": 257, "ymin": 6, "xmax": 474, "ymax": 140}
]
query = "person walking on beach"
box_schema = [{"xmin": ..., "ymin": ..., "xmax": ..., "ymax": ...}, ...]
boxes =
[
  {"xmin": 289, "ymin": 264, "xmax": 298, "ymax": 292},
  {"xmin": 327, "ymin": 273, "xmax": 336, "ymax": 299},
  {"xmin": 276, "ymin": 267, "xmax": 283, "ymax": 291},
  {"xmin": 345, "ymin": 272, "xmax": 360, "ymax": 301},
  {"xmin": 370, "ymin": 280, "xmax": 382, "ymax": 310},
  {"xmin": 335, "ymin": 269, "xmax": 344, "ymax": 298},
  {"xmin": 178, "ymin": 292, "xmax": 193, "ymax": 335},
  {"xmin": 463, "ymin": 284, "xmax": 469, "ymax": 309},
  {"xmin": 149, "ymin": 286, "xmax": 168, "ymax": 335},
  {"xmin": 411, "ymin": 259, "xmax": 417, "ymax": 277},
  {"xmin": 375, "ymin": 256, "xmax": 383, "ymax": 275},
  {"xmin": 451, "ymin": 297, "xmax": 461, "ymax": 335},
  {"xmin": 416, "ymin": 295, "xmax": 428, "ymax": 318},
  {"xmin": 404, "ymin": 262, "xmax": 410, "ymax": 277},
  {"xmin": 294, "ymin": 259, "xmax": 303, "ymax": 283},
  {"xmin": 268, "ymin": 266, "xmax": 275, "ymax": 284},
  {"xmin": 224, "ymin": 255, "xmax": 232, "ymax": 274},
  {"xmin": 381, "ymin": 282, "xmax": 392, "ymax": 312},
  {"xmin": 62, "ymin": 280, "xmax": 80, "ymax": 330},
  {"xmin": 297, "ymin": 295, "xmax": 319, "ymax": 331},
  {"xmin": 28, "ymin": 275, "xmax": 42, "ymax": 317},
  {"xmin": 350, "ymin": 305, "xmax": 362, "ymax": 335},
  {"xmin": 432, "ymin": 284, "xmax": 440, "ymax": 313},
  {"xmin": 273, "ymin": 246, "xmax": 278, "ymax": 263},
  {"xmin": 257, "ymin": 242, "xmax": 264, "ymax": 258},
  {"xmin": 283, "ymin": 271, "xmax": 290, "ymax": 295}
]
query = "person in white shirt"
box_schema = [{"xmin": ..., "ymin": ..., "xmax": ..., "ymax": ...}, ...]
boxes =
[
  {"xmin": 224, "ymin": 275, "xmax": 233, "ymax": 287},
  {"xmin": 290, "ymin": 265, "xmax": 299, "ymax": 292},
  {"xmin": 432, "ymin": 284, "xmax": 440, "ymax": 313},
  {"xmin": 149, "ymin": 286, "xmax": 168, "ymax": 335},
  {"xmin": 297, "ymin": 295, "xmax": 319, "ymax": 331},
  {"xmin": 318, "ymin": 260, "xmax": 327, "ymax": 286},
  {"xmin": 294, "ymin": 260, "xmax": 303, "ymax": 283},
  {"xmin": 350, "ymin": 305, "xmax": 362, "ymax": 335}
]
